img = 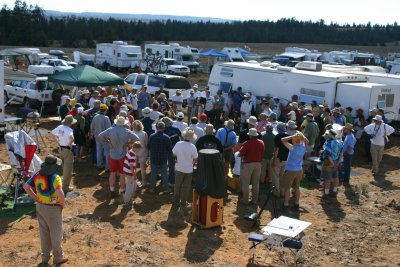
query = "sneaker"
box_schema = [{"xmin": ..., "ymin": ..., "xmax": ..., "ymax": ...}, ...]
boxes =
[
  {"xmin": 136, "ymin": 181, "xmax": 143, "ymax": 188},
  {"xmin": 110, "ymin": 191, "xmax": 117, "ymax": 198}
]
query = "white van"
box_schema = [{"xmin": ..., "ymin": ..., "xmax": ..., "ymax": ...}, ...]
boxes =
[{"xmin": 124, "ymin": 73, "xmax": 191, "ymax": 98}]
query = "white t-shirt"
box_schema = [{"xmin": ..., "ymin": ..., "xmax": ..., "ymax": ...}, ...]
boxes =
[
  {"xmin": 88, "ymin": 97, "xmax": 96, "ymax": 109},
  {"xmin": 173, "ymin": 121, "xmax": 188, "ymax": 133},
  {"xmin": 364, "ymin": 123, "xmax": 395, "ymax": 146},
  {"xmin": 233, "ymin": 152, "xmax": 241, "ymax": 176},
  {"xmin": 51, "ymin": 125, "xmax": 74, "ymax": 146},
  {"xmin": 171, "ymin": 95, "xmax": 184, "ymax": 111},
  {"xmin": 127, "ymin": 93, "xmax": 138, "ymax": 110},
  {"xmin": 205, "ymin": 96, "xmax": 215, "ymax": 111},
  {"xmin": 172, "ymin": 141, "xmax": 198, "ymax": 173},
  {"xmin": 150, "ymin": 110, "xmax": 162, "ymax": 121}
]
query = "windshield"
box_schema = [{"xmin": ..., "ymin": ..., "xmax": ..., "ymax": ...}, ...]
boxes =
[
  {"xmin": 166, "ymin": 60, "xmax": 181, "ymax": 66},
  {"xmin": 54, "ymin": 60, "xmax": 68, "ymax": 67},
  {"xmin": 181, "ymin": 55, "xmax": 194, "ymax": 61}
]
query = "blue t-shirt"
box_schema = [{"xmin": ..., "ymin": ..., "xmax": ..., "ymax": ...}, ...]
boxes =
[
  {"xmin": 216, "ymin": 127, "xmax": 237, "ymax": 147},
  {"xmin": 285, "ymin": 144, "xmax": 307, "ymax": 172},
  {"xmin": 138, "ymin": 92, "xmax": 150, "ymax": 109},
  {"xmin": 341, "ymin": 133, "xmax": 356, "ymax": 156}
]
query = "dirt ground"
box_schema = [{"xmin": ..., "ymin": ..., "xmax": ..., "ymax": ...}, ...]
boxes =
[{"xmin": 0, "ymin": 103, "xmax": 399, "ymax": 267}]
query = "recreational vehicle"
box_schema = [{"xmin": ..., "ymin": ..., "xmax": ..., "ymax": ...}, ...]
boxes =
[
  {"xmin": 320, "ymin": 50, "xmax": 380, "ymax": 66},
  {"xmin": 221, "ymin": 47, "xmax": 245, "ymax": 62},
  {"xmin": 208, "ymin": 61, "xmax": 400, "ymax": 122},
  {"xmin": 144, "ymin": 43, "xmax": 199, "ymax": 72},
  {"xmin": 274, "ymin": 47, "xmax": 322, "ymax": 62},
  {"xmin": 96, "ymin": 41, "xmax": 142, "ymax": 71}
]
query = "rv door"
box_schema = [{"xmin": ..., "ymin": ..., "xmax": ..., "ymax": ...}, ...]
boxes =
[{"xmin": 372, "ymin": 87, "xmax": 400, "ymax": 122}]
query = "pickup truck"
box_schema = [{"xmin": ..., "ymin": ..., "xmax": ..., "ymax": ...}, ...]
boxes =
[
  {"xmin": 4, "ymin": 77, "xmax": 64, "ymax": 114},
  {"xmin": 28, "ymin": 58, "xmax": 73, "ymax": 75}
]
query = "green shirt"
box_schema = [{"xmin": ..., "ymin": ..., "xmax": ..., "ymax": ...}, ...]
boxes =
[
  {"xmin": 304, "ymin": 121, "xmax": 319, "ymax": 146},
  {"xmin": 262, "ymin": 132, "xmax": 275, "ymax": 160}
]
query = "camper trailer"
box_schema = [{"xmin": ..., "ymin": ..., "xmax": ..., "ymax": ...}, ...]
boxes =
[
  {"xmin": 144, "ymin": 43, "xmax": 199, "ymax": 72},
  {"xmin": 96, "ymin": 41, "xmax": 142, "ymax": 71},
  {"xmin": 208, "ymin": 61, "xmax": 400, "ymax": 122}
]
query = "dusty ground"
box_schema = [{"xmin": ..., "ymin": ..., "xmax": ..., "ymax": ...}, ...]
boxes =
[{"xmin": 0, "ymin": 102, "xmax": 399, "ymax": 267}]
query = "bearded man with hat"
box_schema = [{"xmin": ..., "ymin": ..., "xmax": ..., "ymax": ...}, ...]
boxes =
[
  {"xmin": 238, "ymin": 128, "xmax": 265, "ymax": 205},
  {"xmin": 23, "ymin": 155, "xmax": 68, "ymax": 265},
  {"xmin": 98, "ymin": 116, "xmax": 139, "ymax": 198},
  {"xmin": 51, "ymin": 115, "xmax": 76, "ymax": 193},
  {"xmin": 340, "ymin": 123, "xmax": 357, "ymax": 186},
  {"xmin": 172, "ymin": 129, "xmax": 198, "ymax": 208},
  {"xmin": 364, "ymin": 115, "xmax": 395, "ymax": 174}
]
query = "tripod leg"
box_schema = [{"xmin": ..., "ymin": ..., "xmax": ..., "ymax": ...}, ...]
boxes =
[
  {"xmin": 34, "ymin": 129, "xmax": 41, "ymax": 153},
  {"xmin": 38, "ymin": 129, "xmax": 46, "ymax": 148}
]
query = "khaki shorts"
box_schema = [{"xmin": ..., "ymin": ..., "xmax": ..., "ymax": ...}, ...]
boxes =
[{"xmin": 280, "ymin": 170, "xmax": 303, "ymax": 190}]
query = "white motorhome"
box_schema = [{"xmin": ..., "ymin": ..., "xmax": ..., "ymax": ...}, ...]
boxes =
[
  {"xmin": 221, "ymin": 47, "xmax": 245, "ymax": 62},
  {"xmin": 144, "ymin": 43, "xmax": 199, "ymax": 72},
  {"xmin": 320, "ymin": 50, "xmax": 380, "ymax": 65},
  {"xmin": 96, "ymin": 41, "xmax": 142, "ymax": 70},
  {"xmin": 386, "ymin": 60, "xmax": 400, "ymax": 75},
  {"xmin": 208, "ymin": 61, "xmax": 400, "ymax": 122}
]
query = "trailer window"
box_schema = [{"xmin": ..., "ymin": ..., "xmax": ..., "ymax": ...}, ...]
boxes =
[
  {"xmin": 165, "ymin": 78, "xmax": 191, "ymax": 90},
  {"xmin": 377, "ymin": 94, "xmax": 394, "ymax": 108},
  {"xmin": 220, "ymin": 82, "xmax": 232, "ymax": 93},
  {"xmin": 135, "ymin": 75, "xmax": 146, "ymax": 86}
]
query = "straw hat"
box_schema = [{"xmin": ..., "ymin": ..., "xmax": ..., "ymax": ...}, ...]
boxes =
[
  {"xmin": 156, "ymin": 121, "xmax": 165, "ymax": 129},
  {"xmin": 247, "ymin": 128, "xmax": 258, "ymax": 137},
  {"xmin": 224, "ymin": 119, "xmax": 235, "ymax": 130},
  {"xmin": 373, "ymin": 115, "xmax": 383, "ymax": 122},
  {"xmin": 205, "ymin": 124, "xmax": 215, "ymax": 135},
  {"xmin": 39, "ymin": 155, "xmax": 62, "ymax": 176},
  {"xmin": 192, "ymin": 84, "xmax": 198, "ymax": 89},
  {"xmin": 247, "ymin": 116, "xmax": 258, "ymax": 126},
  {"xmin": 92, "ymin": 91, "xmax": 100, "ymax": 97},
  {"xmin": 182, "ymin": 129, "xmax": 197, "ymax": 141},
  {"xmin": 61, "ymin": 115, "xmax": 77, "ymax": 126}
]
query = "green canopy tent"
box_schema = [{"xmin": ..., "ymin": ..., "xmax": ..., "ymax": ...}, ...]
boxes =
[{"xmin": 48, "ymin": 65, "xmax": 124, "ymax": 87}]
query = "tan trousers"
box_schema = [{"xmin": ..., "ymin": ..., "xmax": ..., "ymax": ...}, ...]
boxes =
[
  {"xmin": 36, "ymin": 203, "xmax": 64, "ymax": 263},
  {"xmin": 261, "ymin": 159, "xmax": 273, "ymax": 183},
  {"xmin": 173, "ymin": 171, "xmax": 193, "ymax": 205},
  {"xmin": 371, "ymin": 144, "xmax": 385, "ymax": 173},
  {"xmin": 240, "ymin": 162, "xmax": 261, "ymax": 204},
  {"xmin": 59, "ymin": 147, "xmax": 74, "ymax": 190},
  {"xmin": 272, "ymin": 159, "xmax": 286, "ymax": 196}
]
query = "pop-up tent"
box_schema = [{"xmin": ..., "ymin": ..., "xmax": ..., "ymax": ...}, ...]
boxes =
[
  {"xmin": 48, "ymin": 65, "xmax": 124, "ymax": 87},
  {"xmin": 199, "ymin": 49, "xmax": 228, "ymax": 57}
]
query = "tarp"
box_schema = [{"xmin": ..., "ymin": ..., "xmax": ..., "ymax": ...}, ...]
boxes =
[
  {"xmin": 48, "ymin": 65, "xmax": 124, "ymax": 87},
  {"xmin": 199, "ymin": 49, "xmax": 228, "ymax": 57},
  {"xmin": 4, "ymin": 66, "xmax": 36, "ymax": 81}
]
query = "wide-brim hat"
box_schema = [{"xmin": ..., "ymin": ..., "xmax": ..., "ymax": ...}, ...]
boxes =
[
  {"xmin": 247, "ymin": 116, "xmax": 258, "ymax": 126},
  {"xmin": 62, "ymin": 115, "xmax": 77, "ymax": 126},
  {"xmin": 290, "ymin": 102, "xmax": 298, "ymax": 108},
  {"xmin": 205, "ymin": 124, "xmax": 215, "ymax": 134},
  {"xmin": 224, "ymin": 119, "xmax": 235, "ymax": 130},
  {"xmin": 182, "ymin": 129, "xmax": 197, "ymax": 141},
  {"xmin": 39, "ymin": 155, "xmax": 62, "ymax": 176},
  {"xmin": 323, "ymin": 129, "xmax": 337, "ymax": 140},
  {"xmin": 142, "ymin": 107, "xmax": 152, "ymax": 117},
  {"xmin": 192, "ymin": 84, "xmax": 198, "ymax": 89},
  {"xmin": 372, "ymin": 115, "xmax": 383, "ymax": 122},
  {"xmin": 247, "ymin": 128, "xmax": 258, "ymax": 137}
]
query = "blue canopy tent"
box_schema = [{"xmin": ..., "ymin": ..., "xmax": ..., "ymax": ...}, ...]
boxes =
[{"xmin": 199, "ymin": 49, "xmax": 228, "ymax": 72}]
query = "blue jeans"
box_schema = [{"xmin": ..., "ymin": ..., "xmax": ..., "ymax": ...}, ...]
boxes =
[
  {"xmin": 167, "ymin": 153, "xmax": 175, "ymax": 184},
  {"xmin": 342, "ymin": 154, "xmax": 353, "ymax": 183},
  {"xmin": 96, "ymin": 140, "xmax": 110, "ymax": 171},
  {"xmin": 150, "ymin": 163, "xmax": 169, "ymax": 190}
]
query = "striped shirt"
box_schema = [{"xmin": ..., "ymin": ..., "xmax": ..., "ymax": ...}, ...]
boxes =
[{"xmin": 123, "ymin": 150, "xmax": 136, "ymax": 175}]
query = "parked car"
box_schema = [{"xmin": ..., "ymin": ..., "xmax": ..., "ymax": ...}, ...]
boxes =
[
  {"xmin": 4, "ymin": 77, "xmax": 64, "ymax": 114},
  {"xmin": 124, "ymin": 73, "xmax": 191, "ymax": 98},
  {"xmin": 40, "ymin": 59, "xmax": 74, "ymax": 73},
  {"xmin": 164, "ymin": 58, "xmax": 190, "ymax": 76}
]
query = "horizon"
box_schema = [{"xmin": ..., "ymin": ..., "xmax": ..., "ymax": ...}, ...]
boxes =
[{"xmin": 2, "ymin": 0, "xmax": 399, "ymax": 25}]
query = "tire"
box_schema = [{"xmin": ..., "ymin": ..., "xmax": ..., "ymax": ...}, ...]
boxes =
[
  {"xmin": 153, "ymin": 63, "xmax": 160, "ymax": 74},
  {"xmin": 167, "ymin": 70, "xmax": 174, "ymax": 75},
  {"xmin": 159, "ymin": 61, "xmax": 168, "ymax": 73},
  {"xmin": 139, "ymin": 60, "xmax": 148, "ymax": 72}
]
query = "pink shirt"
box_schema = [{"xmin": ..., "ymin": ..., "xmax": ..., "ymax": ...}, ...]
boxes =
[{"xmin": 256, "ymin": 120, "xmax": 269, "ymax": 132}]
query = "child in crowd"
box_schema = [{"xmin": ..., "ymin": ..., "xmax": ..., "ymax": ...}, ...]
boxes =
[{"xmin": 123, "ymin": 141, "xmax": 142, "ymax": 206}]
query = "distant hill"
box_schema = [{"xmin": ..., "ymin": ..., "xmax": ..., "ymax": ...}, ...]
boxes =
[{"xmin": 45, "ymin": 10, "xmax": 228, "ymax": 23}]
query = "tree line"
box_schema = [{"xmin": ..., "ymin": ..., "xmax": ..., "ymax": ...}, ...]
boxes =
[{"xmin": 1, "ymin": 0, "xmax": 399, "ymax": 48}]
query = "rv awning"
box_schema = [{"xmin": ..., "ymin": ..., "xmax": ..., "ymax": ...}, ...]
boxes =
[
  {"xmin": 48, "ymin": 65, "xmax": 124, "ymax": 87},
  {"xmin": 276, "ymin": 52, "xmax": 306, "ymax": 59}
]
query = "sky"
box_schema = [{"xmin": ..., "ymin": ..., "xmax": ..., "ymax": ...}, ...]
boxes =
[{"xmin": 2, "ymin": 0, "xmax": 399, "ymax": 25}]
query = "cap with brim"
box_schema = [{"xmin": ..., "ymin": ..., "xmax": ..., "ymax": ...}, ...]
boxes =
[
  {"xmin": 244, "ymin": 93, "xmax": 250, "ymax": 98},
  {"xmin": 205, "ymin": 124, "xmax": 215, "ymax": 134},
  {"xmin": 247, "ymin": 128, "xmax": 258, "ymax": 137},
  {"xmin": 70, "ymin": 98, "xmax": 77, "ymax": 106},
  {"xmin": 62, "ymin": 115, "xmax": 77, "ymax": 126},
  {"xmin": 176, "ymin": 90, "xmax": 182, "ymax": 94},
  {"xmin": 306, "ymin": 114, "xmax": 314, "ymax": 120},
  {"xmin": 259, "ymin": 113, "xmax": 268, "ymax": 119},
  {"xmin": 290, "ymin": 102, "xmax": 298, "ymax": 108},
  {"xmin": 287, "ymin": 120, "xmax": 297, "ymax": 130},
  {"xmin": 81, "ymin": 89, "xmax": 90, "ymax": 95},
  {"xmin": 199, "ymin": 113, "xmax": 208, "ymax": 121},
  {"xmin": 156, "ymin": 121, "xmax": 165, "ymax": 129},
  {"xmin": 270, "ymin": 113, "xmax": 278, "ymax": 120},
  {"xmin": 266, "ymin": 124, "xmax": 273, "ymax": 133},
  {"xmin": 193, "ymin": 84, "xmax": 198, "ymax": 89},
  {"xmin": 344, "ymin": 123, "xmax": 354, "ymax": 131},
  {"xmin": 100, "ymin": 104, "xmax": 108, "ymax": 111},
  {"xmin": 39, "ymin": 155, "xmax": 62, "ymax": 176},
  {"xmin": 332, "ymin": 108, "xmax": 340, "ymax": 113},
  {"xmin": 224, "ymin": 119, "xmax": 235, "ymax": 130},
  {"xmin": 323, "ymin": 129, "xmax": 337, "ymax": 140},
  {"xmin": 182, "ymin": 129, "xmax": 197, "ymax": 141},
  {"xmin": 177, "ymin": 112, "xmax": 184, "ymax": 119}
]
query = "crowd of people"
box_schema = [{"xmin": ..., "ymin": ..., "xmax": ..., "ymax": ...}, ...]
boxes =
[{"xmin": 26, "ymin": 83, "xmax": 396, "ymax": 265}]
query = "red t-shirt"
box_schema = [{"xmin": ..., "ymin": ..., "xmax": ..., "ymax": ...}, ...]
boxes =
[{"xmin": 239, "ymin": 138, "xmax": 265, "ymax": 163}]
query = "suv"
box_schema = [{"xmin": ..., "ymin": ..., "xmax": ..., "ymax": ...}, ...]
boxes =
[
  {"xmin": 4, "ymin": 77, "xmax": 64, "ymax": 114},
  {"xmin": 164, "ymin": 58, "xmax": 190, "ymax": 76},
  {"xmin": 124, "ymin": 73, "xmax": 191, "ymax": 98}
]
